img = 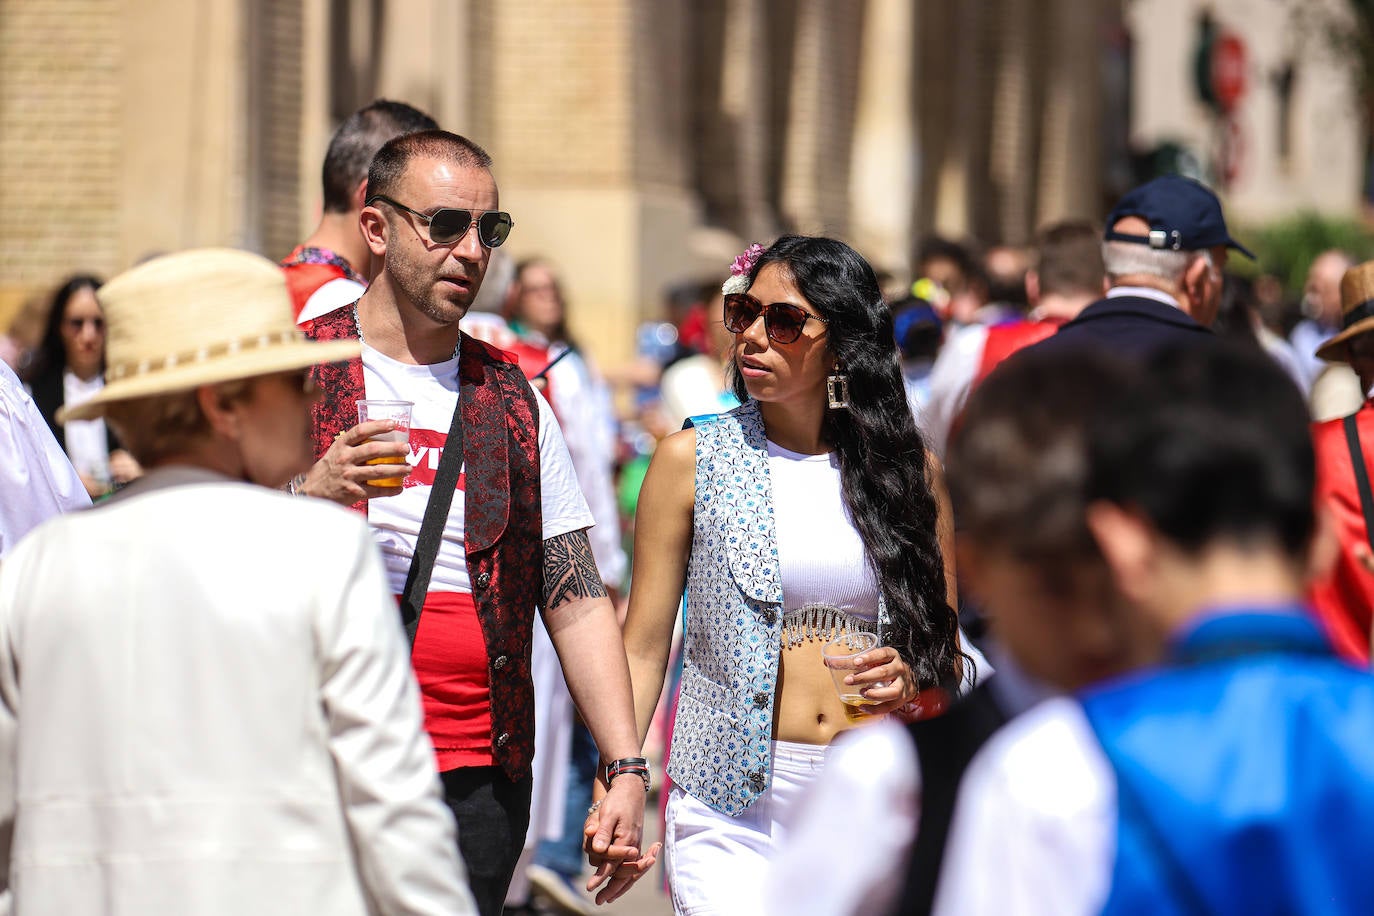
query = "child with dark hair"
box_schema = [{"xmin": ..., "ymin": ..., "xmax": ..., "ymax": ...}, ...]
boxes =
[
  {"xmin": 765, "ymin": 346, "xmax": 1137, "ymax": 915},
  {"xmin": 934, "ymin": 342, "xmax": 1374, "ymax": 915}
]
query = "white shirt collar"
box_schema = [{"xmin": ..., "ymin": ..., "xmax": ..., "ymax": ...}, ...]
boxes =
[{"xmin": 1106, "ymin": 285, "xmax": 1181, "ymax": 310}]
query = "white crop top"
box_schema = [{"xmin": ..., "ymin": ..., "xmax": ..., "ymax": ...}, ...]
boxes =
[{"xmin": 767, "ymin": 440, "xmax": 880, "ymax": 620}]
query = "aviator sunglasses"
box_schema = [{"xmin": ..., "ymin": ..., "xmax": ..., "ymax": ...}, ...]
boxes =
[
  {"xmin": 367, "ymin": 195, "xmax": 515, "ymax": 249},
  {"xmin": 723, "ymin": 292, "xmax": 827, "ymax": 344}
]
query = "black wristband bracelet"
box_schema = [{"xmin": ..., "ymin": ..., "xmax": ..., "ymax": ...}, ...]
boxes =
[{"xmin": 605, "ymin": 756, "xmax": 652, "ymax": 792}]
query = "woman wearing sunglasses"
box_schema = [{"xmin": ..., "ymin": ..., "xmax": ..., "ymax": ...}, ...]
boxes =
[
  {"xmin": 619, "ymin": 235, "xmax": 968, "ymax": 913},
  {"xmin": 26, "ymin": 274, "xmax": 142, "ymax": 498}
]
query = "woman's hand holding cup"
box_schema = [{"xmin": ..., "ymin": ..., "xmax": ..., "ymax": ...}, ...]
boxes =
[{"xmin": 821, "ymin": 632, "xmax": 916, "ymax": 719}]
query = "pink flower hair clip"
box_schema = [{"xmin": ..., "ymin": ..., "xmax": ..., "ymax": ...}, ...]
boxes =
[{"xmin": 722, "ymin": 242, "xmax": 766, "ymax": 295}]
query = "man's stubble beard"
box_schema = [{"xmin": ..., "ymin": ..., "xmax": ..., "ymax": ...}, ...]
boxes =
[{"xmin": 389, "ymin": 256, "xmax": 484, "ymax": 328}]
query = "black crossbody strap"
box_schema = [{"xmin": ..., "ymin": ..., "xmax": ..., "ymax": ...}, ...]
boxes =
[
  {"xmin": 399, "ymin": 382, "xmax": 466, "ymax": 646},
  {"xmin": 1343, "ymin": 413, "xmax": 1374, "ymax": 551}
]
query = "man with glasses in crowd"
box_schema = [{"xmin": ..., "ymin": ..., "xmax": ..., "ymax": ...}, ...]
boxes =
[{"xmin": 294, "ymin": 129, "xmax": 654, "ymax": 916}]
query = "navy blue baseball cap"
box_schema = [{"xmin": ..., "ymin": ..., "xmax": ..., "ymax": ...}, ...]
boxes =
[{"xmin": 1104, "ymin": 175, "xmax": 1254, "ymax": 260}]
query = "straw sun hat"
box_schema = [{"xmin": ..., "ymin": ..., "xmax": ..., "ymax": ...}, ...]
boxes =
[
  {"xmin": 1315, "ymin": 260, "xmax": 1374, "ymax": 364},
  {"xmin": 58, "ymin": 248, "xmax": 360, "ymax": 423}
]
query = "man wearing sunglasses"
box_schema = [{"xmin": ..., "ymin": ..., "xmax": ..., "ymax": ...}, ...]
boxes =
[{"xmin": 296, "ymin": 129, "xmax": 653, "ymax": 915}]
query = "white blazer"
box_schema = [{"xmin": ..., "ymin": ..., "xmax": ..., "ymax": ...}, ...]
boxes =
[{"xmin": 0, "ymin": 470, "xmax": 476, "ymax": 915}]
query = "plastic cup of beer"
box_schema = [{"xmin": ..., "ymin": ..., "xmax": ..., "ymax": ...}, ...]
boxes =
[
  {"xmin": 822, "ymin": 631, "xmax": 882, "ymax": 720},
  {"xmin": 356, "ymin": 399, "xmax": 413, "ymax": 487}
]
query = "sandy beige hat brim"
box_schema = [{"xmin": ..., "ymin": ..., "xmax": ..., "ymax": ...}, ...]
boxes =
[
  {"xmin": 1315, "ymin": 318, "xmax": 1374, "ymax": 364},
  {"xmin": 58, "ymin": 338, "xmax": 360, "ymax": 423}
]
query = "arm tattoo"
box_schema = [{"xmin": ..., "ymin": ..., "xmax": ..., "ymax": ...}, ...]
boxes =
[{"xmin": 542, "ymin": 528, "xmax": 608, "ymax": 609}]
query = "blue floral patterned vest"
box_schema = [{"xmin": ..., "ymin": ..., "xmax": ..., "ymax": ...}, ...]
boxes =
[{"xmin": 667, "ymin": 401, "xmax": 784, "ymax": 815}]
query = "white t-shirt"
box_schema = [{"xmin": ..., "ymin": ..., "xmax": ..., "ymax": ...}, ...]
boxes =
[
  {"xmin": 360, "ymin": 342, "xmax": 594, "ymax": 594},
  {"xmin": 63, "ymin": 371, "xmax": 111, "ymax": 483},
  {"xmin": 767, "ymin": 441, "xmax": 880, "ymax": 616}
]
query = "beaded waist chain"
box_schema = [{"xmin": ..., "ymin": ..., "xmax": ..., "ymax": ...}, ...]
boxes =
[{"xmin": 780, "ymin": 603, "xmax": 879, "ymax": 649}]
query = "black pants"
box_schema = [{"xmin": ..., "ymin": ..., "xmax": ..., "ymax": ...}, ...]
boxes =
[{"xmin": 440, "ymin": 766, "xmax": 534, "ymax": 916}]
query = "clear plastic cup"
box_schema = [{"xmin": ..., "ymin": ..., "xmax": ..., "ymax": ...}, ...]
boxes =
[
  {"xmin": 356, "ymin": 399, "xmax": 413, "ymax": 487},
  {"xmin": 821, "ymin": 631, "xmax": 882, "ymax": 719}
]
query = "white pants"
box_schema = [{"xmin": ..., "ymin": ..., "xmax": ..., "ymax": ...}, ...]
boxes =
[{"xmin": 665, "ymin": 740, "xmax": 832, "ymax": 915}]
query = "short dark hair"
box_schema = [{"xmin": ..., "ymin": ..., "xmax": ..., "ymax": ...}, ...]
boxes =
[
  {"xmin": 949, "ymin": 347, "xmax": 1131, "ymax": 562},
  {"xmin": 1035, "ymin": 220, "xmax": 1105, "ymax": 298},
  {"xmin": 1087, "ymin": 343, "xmax": 1316, "ymax": 557},
  {"xmin": 365, "ymin": 130, "xmax": 494, "ymax": 203},
  {"xmin": 321, "ymin": 100, "xmax": 438, "ymax": 213}
]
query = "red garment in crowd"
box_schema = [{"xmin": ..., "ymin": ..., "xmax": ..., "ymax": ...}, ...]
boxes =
[
  {"xmin": 940, "ymin": 317, "xmax": 1068, "ymax": 450},
  {"xmin": 678, "ymin": 302, "xmax": 709, "ymax": 354},
  {"xmin": 1308, "ymin": 402, "xmax": 1374, "ymax": 663},
  {"xmin": 280, "ymin": 245, "xmax": 365, "ymax": 322},
  {"xmin": 408, "ymin": 591, "xmax": 495, "ymax": 770},
  {"xmin": 501, "ymin": 338, "xmax": 557, "ymax": 406},
  {"xmin": 973, "ymin": 317, "xmax": 1066, "ymax": 386}
]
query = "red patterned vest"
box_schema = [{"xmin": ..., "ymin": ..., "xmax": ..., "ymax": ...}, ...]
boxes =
[{"xmin": 305, "ymin": 305, "xmax": 544, "ymax": 779}]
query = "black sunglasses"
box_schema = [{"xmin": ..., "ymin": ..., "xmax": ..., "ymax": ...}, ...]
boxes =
[
  {"xmin": 723, "ymin": 293, "xmax": 827, "ymax": 344},
  {"xmin": 367, "ymin": 195, "xmax": 514, "ymax": 249}
]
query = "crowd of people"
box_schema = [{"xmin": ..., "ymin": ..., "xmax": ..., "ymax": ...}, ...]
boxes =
[{"xmin": 2, "ymin": 95, "xmax": 1374, "ymax": 916}]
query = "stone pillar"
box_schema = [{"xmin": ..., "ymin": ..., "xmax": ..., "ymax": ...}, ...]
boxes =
[
  {"xmin": 691, "ymin": 0, "xmax": 776, "ymax": 242},
  {"xmin": 1037, "ymin": 0, "xmax": 1102, "ymax": 224},
  {"xmin": 780, "ymin": 0, "xmax": 864, "ymax": 236},
  {"xmin": 245, "ymin": 0, "xmax": 304, "ymax": 259},
  {"xmin": 371, "ymin": 1, "xmax": 473, "ymax": 134},
  {"xmin": 119, "ymin": 0, "xmax": 252, "ymax": 260},
  {"xmin": 988, "ymin": 0, "xmax": 1039, "ymax": 245},
  {"xmin": 922, "ymin": 1, "xmax": 996, "ymax": 241},
  {"xmin": 848, "ymin": 0, "xmax": 918, "ymax": 275},
  {"xmin": 480, "ymin": 0, "xmax": 697, "ymax": 369},
  {"xmin": 299, "ymin": 0, "xmax": 333, "ymax": 238}
]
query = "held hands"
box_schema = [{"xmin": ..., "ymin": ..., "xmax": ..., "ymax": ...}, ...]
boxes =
[
  {"xmin": 828, "ymin": 645, "xmax": 917, "ymax": 717},
  {"xmin": 583, "ymin": 775, "xmax": 658, "ymax": 906},
  {"xmin": 297, "ymin": 419, "xmax": 411, "ymax": 506}
]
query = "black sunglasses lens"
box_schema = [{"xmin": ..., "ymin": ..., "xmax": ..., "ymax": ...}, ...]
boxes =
[
  {"xmin": 427, "ymin": 209, "xmax": 474, "ymax": 244},
  {"xmin": 478, "ymin": 212, "xmax": 514, "ymax": 248}
]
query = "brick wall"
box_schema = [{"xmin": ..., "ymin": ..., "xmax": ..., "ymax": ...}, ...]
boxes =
[
  {"xmin": 488, "ymin": 0, "xmax": 633, "ymax": 185},
  {"xmin": 0, "ymin": 0, "xmax": 122, "ymax": 326},
  {"xmin": 248, "ymin": 0, "xmax": 303, "ymax": 260}
]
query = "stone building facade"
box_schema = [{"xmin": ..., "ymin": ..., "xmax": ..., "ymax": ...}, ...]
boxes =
[{"xmin": 0, "ymin": 0, "xmax": 1362, "ymax": 367}]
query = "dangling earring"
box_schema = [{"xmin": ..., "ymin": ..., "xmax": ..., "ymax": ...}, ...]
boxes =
[{"xmin": 826, "ymin": 370, "xmax": 850, "ymax": 409}]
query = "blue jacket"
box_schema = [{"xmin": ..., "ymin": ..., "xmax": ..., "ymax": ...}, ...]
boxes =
[{"xmin": 1082, "ymin": 608, "xmax": 1374, "ymax": 915}]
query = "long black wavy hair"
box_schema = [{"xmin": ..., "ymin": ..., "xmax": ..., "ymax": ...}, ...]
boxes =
[
  {"xmin": 730, "ymin": 235, "xmax": 964, "ymax": 688},
  {"xmin": 26, "ymin": 274, "xmax": 104, "ymax": 382}
]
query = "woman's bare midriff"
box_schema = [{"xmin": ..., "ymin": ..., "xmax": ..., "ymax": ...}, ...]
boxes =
[{"xmin": 771, "ymin": 639, "xmax": 886, "ymax": 746}]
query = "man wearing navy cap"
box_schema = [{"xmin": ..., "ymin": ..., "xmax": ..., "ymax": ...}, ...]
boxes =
[{"xmin": 1026, "ymin": 175, "xmax": 1253, "ymax": 359}]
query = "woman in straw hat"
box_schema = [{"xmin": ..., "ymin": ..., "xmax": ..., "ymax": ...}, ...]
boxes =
[
  {"xmin": 0, "ymin": 249, "xmax": 476, "ymax": 914},
  {"xmin": 1308, "ymin": 259, "xmax": 1374, "ymax": 666}
]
